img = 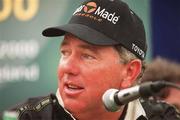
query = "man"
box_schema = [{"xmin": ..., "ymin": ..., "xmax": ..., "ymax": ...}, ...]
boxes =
[
  {"xmin": 141, "ymin": 56, "xmax": 180, "ymax": 110},
  {"xmin": 1, "ymin": 0, "xmax": 180, "ymax": 120}
]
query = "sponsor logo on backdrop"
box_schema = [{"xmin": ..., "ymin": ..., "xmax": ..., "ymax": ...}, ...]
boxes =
[
  {"xmin": 0, "ymin": 40, "xmax": 40, "ymax": 83},
  {"xmin": 0, "ymin": 0, "xmax": 39, "ymax": 22}
]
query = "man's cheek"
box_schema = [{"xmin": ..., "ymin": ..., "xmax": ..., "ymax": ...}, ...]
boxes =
[{"xmin": 57, "ymin": 67, "xmax": 63, "ymax": 80}]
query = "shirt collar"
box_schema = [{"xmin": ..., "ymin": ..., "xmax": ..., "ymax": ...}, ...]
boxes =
[
  {"xmin": 56, "ymin": 89, "xmax": 77, "ymax": 120},
  {"xmin": 124, "ymin": 99, "xmax": 147, "ymax": 120},
  {"xmin": 56, "ymin": 89, "xmax": 64, "ymax": 107}
]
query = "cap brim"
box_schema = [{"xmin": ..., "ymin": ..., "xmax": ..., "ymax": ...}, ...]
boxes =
[{"xmin": 42, "ymin": 24, "xmax": 118, "ymax": 45}]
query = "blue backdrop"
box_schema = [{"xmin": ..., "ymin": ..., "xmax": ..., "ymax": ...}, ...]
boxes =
[{"xmin": 151, "ymin": 0, "xmax": 180, "ymax": 62}]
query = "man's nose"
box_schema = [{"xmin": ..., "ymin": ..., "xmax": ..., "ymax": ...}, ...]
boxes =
[{"xmin": 59, "ymin": 56, "xmax": 80, "ymax": 75}]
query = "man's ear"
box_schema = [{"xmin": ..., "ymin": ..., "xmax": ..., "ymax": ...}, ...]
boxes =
[{"xmin": 120, "ymin": 59, "xmax": 142, "ymax": 89}]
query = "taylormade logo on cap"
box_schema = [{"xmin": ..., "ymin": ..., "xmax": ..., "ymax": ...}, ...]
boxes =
[
  {"xmin": 73, "ymin": 2, "xmax": 120, "ymax": 24},
  {"xmin": 42, "ymin": 0, "xmax": 147, "ymax": 60}
]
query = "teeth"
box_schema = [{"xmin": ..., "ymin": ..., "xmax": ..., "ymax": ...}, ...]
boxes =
[{"xmin": 68, "ymin": 84, "xmax": 79, "ymax": 89}]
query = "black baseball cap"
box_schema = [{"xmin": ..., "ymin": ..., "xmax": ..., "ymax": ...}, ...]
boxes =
[{"xmin": 42, "ymin": 0, "xmax": 147, "ymax": 60}]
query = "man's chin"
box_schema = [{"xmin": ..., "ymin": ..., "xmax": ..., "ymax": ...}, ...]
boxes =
[{"xmin": 64, "ymin": 101, "xmax": 87, "ymax": 113}]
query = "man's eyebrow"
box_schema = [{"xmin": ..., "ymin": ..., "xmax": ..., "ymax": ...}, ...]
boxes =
[{"xmin": 60, "ymin": 41, "xmax": 99, "ymax": 53}]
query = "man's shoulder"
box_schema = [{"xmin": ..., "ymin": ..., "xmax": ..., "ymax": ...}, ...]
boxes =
[
  {"xmin": 141, "ymin": 98, "xmax": 180, "ymax": 120},
  {"xmin": 7, "ymin": 94, "xmax": 56, "ymax": 112},
  {"xmin": 1, "ymin": 94, "xmax": 73, "ymax": 120}
]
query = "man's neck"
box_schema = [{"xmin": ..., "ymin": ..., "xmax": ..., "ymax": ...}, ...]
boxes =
[{"xmin": 73, "ymin": 106, "xmax": 125, "ymax": 120}]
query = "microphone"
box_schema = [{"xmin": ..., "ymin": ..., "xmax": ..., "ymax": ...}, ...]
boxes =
[{"xmin": 102, "ymin": 81, "xmax": 167, "ymax": 112}]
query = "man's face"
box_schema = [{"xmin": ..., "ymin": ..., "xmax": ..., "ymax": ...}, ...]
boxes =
[{"xmin": 58, "ymin": 34, "xmax": 127, "ymax": 114}]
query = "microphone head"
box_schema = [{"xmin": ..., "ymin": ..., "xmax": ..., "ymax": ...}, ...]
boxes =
[{"xmin": 102, "ymin": 89, "xmax": 120, "ymax": 112}]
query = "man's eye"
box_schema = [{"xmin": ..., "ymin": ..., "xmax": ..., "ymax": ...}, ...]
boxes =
[
  {"xmin": 81, "ymin": 54, "xmax": 96, "ymax": 60},
  {"xmin": 61, "ymin": 50, "xmax": 70, "ymax": 57}
]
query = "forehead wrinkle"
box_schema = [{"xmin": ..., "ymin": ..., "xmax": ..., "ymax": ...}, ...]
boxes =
[
  {"xmin": 60, "ymin": 40, "xmax": 68, "ymax": 48},
  {"xmin": 61, "ymin": 34, "xmax": 101, "ymax": 54},
  {"xmin": 60, "ymin": 34, "xmax": 73, "ymax": 48},
  {"xmin": 77, "ymin": 44, "xmax": 99, "ymax": 54}
]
